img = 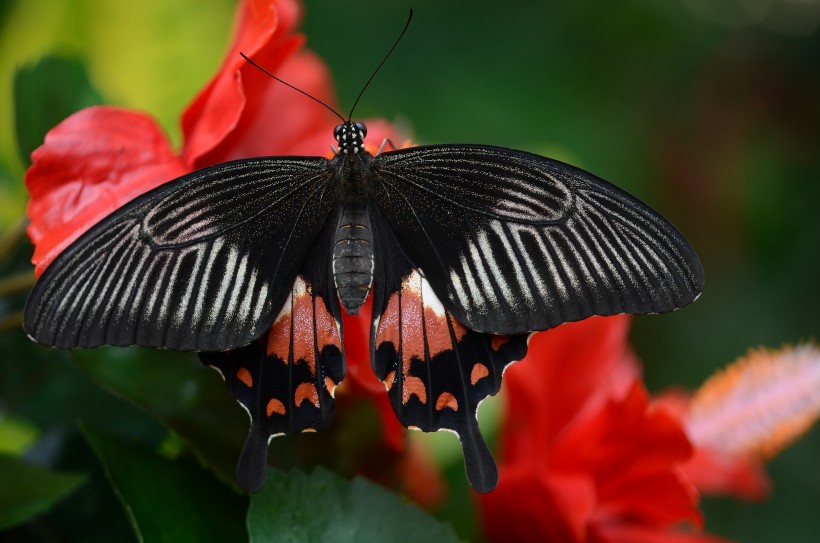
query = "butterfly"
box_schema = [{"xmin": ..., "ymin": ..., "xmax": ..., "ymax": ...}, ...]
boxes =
[
  {"xmin": 22, "ymin": 13, "xmax": 704, "ymax": 494},
  {"xmin": 23, "ymin": 117, "xmax": 704, "ymax": 493}
]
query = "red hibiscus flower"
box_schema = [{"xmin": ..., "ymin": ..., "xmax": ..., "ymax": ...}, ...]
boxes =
[{"xmin": 480, "ymin": 316, "xmax": 729, "ymax": 543}]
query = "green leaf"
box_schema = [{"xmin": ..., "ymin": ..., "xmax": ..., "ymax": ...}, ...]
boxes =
[
  {"xmin": 73, "ymin": 348, "xmax": 249, "ymax": 486},
  {"xmin": 249, "ymin": 467, "xmax": 463, "ymax": 543},
  {"xmin": 13, "ymin": 55, "xmax": 103, "ymax": 166},
  {"xmin": 83, "ymin": 424, "xmax": 247, "ymax": 543},
  {"xmin": 0, "ymin": 453, "xmax": 85, "ymax": 530}
]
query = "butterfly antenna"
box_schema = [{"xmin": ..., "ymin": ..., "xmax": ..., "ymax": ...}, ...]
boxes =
[
  {"xmin": 347, "ymin": 9, "xmax": 413, "ymax": 121},
  {"xmin": 239, "ymin": 52, "xmax": 346, "ymax": 123}
]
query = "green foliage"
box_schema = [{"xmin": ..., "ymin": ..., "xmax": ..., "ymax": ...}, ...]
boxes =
[
  {"xmin": 83, "ymin": 425, "xmax": 247, "ymax": 543},
  {"xmin": 0, "ymin": 453, "xmax": 85, "ymax": 530},
  {"xmin": 248, "ymin": 467, "xmax": 462, "ymax": 543},
  {"xmin": 72, "ymin": 349, "xmax": 249, "ymax": 486}
]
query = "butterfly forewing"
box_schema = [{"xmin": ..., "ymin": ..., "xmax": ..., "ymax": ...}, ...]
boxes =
[
  {"xmin": 24, "ymin": 156, "xmax": 335, "ymax": 351},
  {"xmin": 372, "ymin": 144, "xmax": 704, "ymax": 335}
]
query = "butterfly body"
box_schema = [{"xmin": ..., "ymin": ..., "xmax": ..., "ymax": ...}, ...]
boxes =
[
  {"xmin": 329, "ymin": 122, "xmax": 377, "ymax": 314},
  {"xmin": 24, "ymin": 118, "xmax": 704, "ymax": 493}
]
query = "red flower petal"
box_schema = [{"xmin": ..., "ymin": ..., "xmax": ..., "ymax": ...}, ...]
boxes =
[
  {"xmin": 483, "ymin": 466, "xmax": 596, "ymax": 543},
  {"xmin": 681, "ymin": 448, "xmax": 770, "ymax": 501},
  {"xmin": 483, "ymin": 381, "xmax": 706, "ymax": 540},
  {"xmin": 342, "ymin": 298, "xmax": 382, "ymax": 394},
  {"xmin": 552, "ymin": 384, "xmax": 700, "ymax": 528},
  {"xmin": 500, "ymin": 316, "xmax": 638, "ymax": 464},
  {"xmin": 197, "ymin": 48, "xmax": 340, "ymax": 164},
  {"xmin": 181, "ymin": 0, "xmax": 304, "ymax": 166},
  {"xmin": 25, "ymin": 106, "xmax": 186, "ymax": 276},
  {"xmin": 552, "ymin": 385, "xmax": 693, "ymax": 476},
  {"xmin": 482, "ymin": 316, "xmax": 715, "ymax": 542},
  {"xmin": 654, "ymin": 390, "xmax": 771, "ymax": 501}
]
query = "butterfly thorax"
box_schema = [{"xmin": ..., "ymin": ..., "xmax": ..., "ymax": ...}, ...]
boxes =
[{"xmin": 332, "ymin": 121, "xmax": 375, "ymax": 314}]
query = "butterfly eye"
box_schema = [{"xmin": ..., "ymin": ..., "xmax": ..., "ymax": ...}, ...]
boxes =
[
  {"xmin": 353, "ymin": 122, "xmax": 367, "ymax": 138},
  {"xmin": 333, "ymin": 124, "xmax": 344, "ymax": 140}
]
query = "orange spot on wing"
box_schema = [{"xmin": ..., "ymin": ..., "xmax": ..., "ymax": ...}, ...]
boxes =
[
  {"xmin": 491, "ymin": 335, "xmax": 509, "ymax": 351},
  {"xmin": 435, "ymin": 392, "xmax": 459, "ymax": 412},
  {"xmin": 471, "ymin": 363, "xmax": 490, "ymax": 385},
  {"xmin": 266, "ymin": 398, "xmax": 286, "ymax": 416},
  {"xmin": 295, "ymin": 382, "xmax": 320, "ymax": 407},
  {"xmin": 402, "ymin": 376, "xmax": 427, "ymax": 405},
  {"xmin": 236, "ymin": 367, "xmax": 253, "ymax": 387}
]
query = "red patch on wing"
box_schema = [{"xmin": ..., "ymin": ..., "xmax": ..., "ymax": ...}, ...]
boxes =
[
  {"xmin": 376, "ymin": 271, "xmax": 469, "ymax": 406},
  {"xmin": 266, "ymin": 276, "xmax": 341, "ymax": 373}
]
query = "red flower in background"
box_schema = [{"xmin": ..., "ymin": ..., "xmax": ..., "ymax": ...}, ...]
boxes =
[{"xmin": 480, "ymin": 317, "xmax": 729, "ymax": 543}]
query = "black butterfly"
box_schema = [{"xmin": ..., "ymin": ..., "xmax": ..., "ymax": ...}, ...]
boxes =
[
  {"xmin": 23, "ymin": 14, "xmax": 703, "ymax": 494},
  {"xmin": 24, "ymin": 119, "xmax": 704, "ymax": 492}
]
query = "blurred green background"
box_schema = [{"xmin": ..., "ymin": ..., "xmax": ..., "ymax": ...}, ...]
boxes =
[{"xmin": 1, "ymin": 0, "xmax": 818, "ymax": 541}]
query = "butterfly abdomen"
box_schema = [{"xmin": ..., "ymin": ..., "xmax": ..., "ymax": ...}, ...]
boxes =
[{"xmin": 332, "ymin": 206, "xmax": 374, "ymax": 314}]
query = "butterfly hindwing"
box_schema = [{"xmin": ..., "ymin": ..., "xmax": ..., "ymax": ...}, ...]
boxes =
[
  {"xmin": 372, "ymin": 144, "xmax": 705, "ymax": 335},
  {"xmin": 24, "ymin": 156, "xmax": 335, "ymax": 351},
  {"xmin": 370, "ymin": 219, "xmax": 528, "ymax": 492},
  {"xmin": 201, "ymin": 267, "xmax": 344, "ymax": 492}
]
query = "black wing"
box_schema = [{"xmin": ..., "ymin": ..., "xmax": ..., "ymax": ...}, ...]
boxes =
[
  {"xmin": 371, "ymin": 144, "xmax": 704, "ymax": 334},
  {"xmin": 24, "ymin": 156, "xmax": 335, "ymax": 351}
]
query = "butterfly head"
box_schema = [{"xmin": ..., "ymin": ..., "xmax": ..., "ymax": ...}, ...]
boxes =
[{"xmin": 334, "ymin": 121, "xmax": 367, "ymax": 154}]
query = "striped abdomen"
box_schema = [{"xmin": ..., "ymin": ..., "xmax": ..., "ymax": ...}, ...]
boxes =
[{"xmin": 332, "ymin": 207, "xmax": 374, "ymax": 314}]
